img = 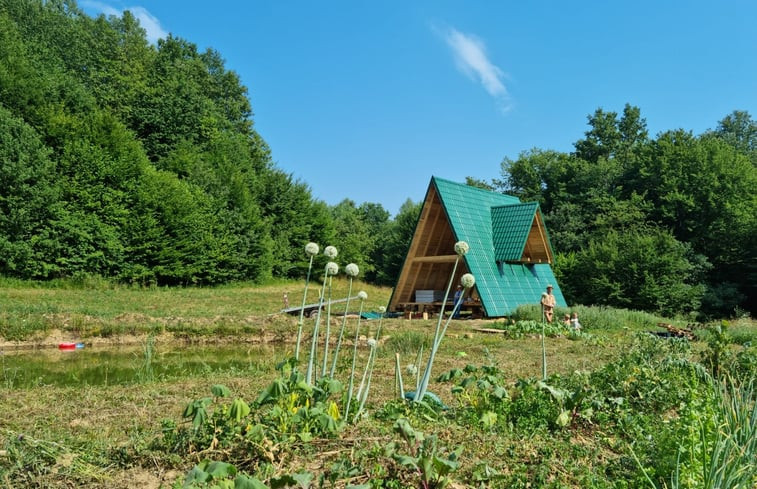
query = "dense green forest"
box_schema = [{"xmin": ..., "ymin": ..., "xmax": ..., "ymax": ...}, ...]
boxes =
[
  {"xmin": 493, "ymin": 105, "xmax": 757, "ymax": 318},
  {"xmin": 0, "ymin": 0, "xmax": 418, "ymax": 288},
  {"xmin": 0, "ymin": 0, "xmax": 755, "ymax": 318}
]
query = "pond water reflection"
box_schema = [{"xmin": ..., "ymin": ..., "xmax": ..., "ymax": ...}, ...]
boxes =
[{"xmin": 1, "ymin": 342, "xmax": 289, "ymax": 388}]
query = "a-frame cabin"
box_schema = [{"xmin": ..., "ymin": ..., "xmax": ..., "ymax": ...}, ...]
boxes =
[{"xmin": 389, "ymin": 177, "xmax": 567, "ymax": 318}]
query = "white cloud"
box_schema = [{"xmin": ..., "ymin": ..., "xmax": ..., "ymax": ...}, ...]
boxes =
[
  {"xmin": 127, "ymin": 7, "xmax": 168, "ymax": 44},
  {"xmin": 80, "ymin": 1, "xmax": 168, "ymax": 44},
  {"xmin": 442, "ymin": 27, "xmax": 511, "ymax": 112},
  {"xmin": 80, "ymin": 0, "xmax": 119, "ymax": 16}
]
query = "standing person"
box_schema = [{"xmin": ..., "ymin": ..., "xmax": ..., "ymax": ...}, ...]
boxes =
[
  {"xmin": 452, "ymin": 285, "xmax": 463, "ymax": 319},
  {"xmin": 563, "ymin": 313, "xmax": 571, "ymax": 326},
  {"xmin": 570, "ymin": 312, "xmax": 582, "ymax": 331},
  {"xmin": 540, "ymin": 284, "xmax": 556, "ymax": 322}
]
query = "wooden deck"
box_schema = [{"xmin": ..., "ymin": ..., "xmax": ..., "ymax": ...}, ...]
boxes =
[{"xmin": 279, "ymin": 296, "xmax": 361, "ymax": 317}]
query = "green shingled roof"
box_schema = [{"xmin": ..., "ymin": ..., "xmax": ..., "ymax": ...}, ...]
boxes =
[
  {"xmin": 432, "ymin": 177, "xmax": 566, "ymax": 316},
  {"xmin": 491, "ymin": 202, "xmax": 540, "ymax": 262}
]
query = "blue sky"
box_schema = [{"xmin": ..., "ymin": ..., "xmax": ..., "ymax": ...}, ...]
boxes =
[{"xmin": 81, "ymin": 1, "xmax": 757, "ymax": 217}]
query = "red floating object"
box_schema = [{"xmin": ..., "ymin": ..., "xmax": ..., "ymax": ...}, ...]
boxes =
[{"xmin": 58, "ymin": 342, "xmax": 77, "ymax": 350}]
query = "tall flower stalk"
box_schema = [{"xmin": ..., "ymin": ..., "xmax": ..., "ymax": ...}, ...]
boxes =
[
  {"xmin": 320, "ymin": 273, "xmax": 334, "ymax": 377},
  {"xmin": 373, "ymin": 306, "xmax": 386, "ymax": 342},
  {"xmin": 415, "ymin": 241, "xmax": 471, "ymax": 402},
  {"xmin": 414, "ymin": 346, "xmax": 424, "ymax": 391},
  {"xmin": 295, "ymin": 242, "xmax": 319, "ymax": 360},
  {"xmin": 415, "ymin": 272, "xmax": 475, "ymax": 402},
  {"xmin": 432, "ymin": 273, "xmax": 475, "ymax": 352},
  {"xmin": 541, "ymin": 301, "xmax": 547, "ymax": 380},
  {"xmin": 329, "ymin": 263, "xmax": 359, "ymax": 377},
  {"xmin": 353, "ymin": 306, "xmax": 385, "ymax": 419},
  {"xmin": 306, "ymin": 260, "xmax": 338, "ymax": 385},
  {"xmin": 395, "ymin": 353, "xmax": 405, "ymax": 399},
  {"xmin": 354, "ymin": 337, "xmax": 378, "ymax": 422},
  {"xmin": 344, "ymin": 291, "xmax": 367, "ymax": 418}
]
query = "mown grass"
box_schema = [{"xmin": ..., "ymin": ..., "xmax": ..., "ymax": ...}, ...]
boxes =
[{"xmin": 0, "ymin": 279, "xmax": 755, "ymax": 488}]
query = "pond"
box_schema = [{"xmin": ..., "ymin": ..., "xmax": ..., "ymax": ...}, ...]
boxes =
[{"xmin": 1, "ymin": 342, "xmax": 290, "ymax": 389}]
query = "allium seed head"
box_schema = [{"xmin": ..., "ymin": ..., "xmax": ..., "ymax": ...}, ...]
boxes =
[
  {"xmin": 378, "ymin": 306, "xmax": 386, "ymax": 314},
  {"xmin": 461, "ymin": 273, "xmax": 476, "ymax": 289},
  {"xmin": 357, "ymin": 291, "xmax": 368, "ymax": 300},
  {"xmin": 305, "ymin": 242, "xmax": 319, "ymax": 256},
  {"xmin": 326, "ymin": 262, "xmax": 339, "ymax": 276},
  {"xmin": 324, "ymin": 246, "xmax": 338, "ymax": 259},
  {"xmin": 454, "ymin": 241, "xmax": 470, "ymax": 256},
  {"xmin": 345, "ymin": 263, "xmax": 359, "ymax": 277},
  {"xmin": 406, "ymin": 364, "xmax": 418, "ymax": 375},
  {"xmin": 367, "ymin": 338, "xmax": 377, "ymax": 348}
]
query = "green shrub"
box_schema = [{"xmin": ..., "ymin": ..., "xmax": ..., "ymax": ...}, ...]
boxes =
[
  {"xmin": 508, "ymin": 378, "xmax": 560, "ymax": 432},
  {"xmin": 383, "ymin": 330, "xmax": 429, "ymax": 355},
  {"xmin": 591, "ymin": 333, "xmax": 704, "ymax": 413},
  {"xmin": 490, "ymin": 319, "xmax": 571, "ymax": 338},
  {"xmin": 440, "ymin": 364, "xmax": 511, "ymax": 430},
  {"xmin": 509, "ymin": 304, "xmax": 671, "ymax": 332}
]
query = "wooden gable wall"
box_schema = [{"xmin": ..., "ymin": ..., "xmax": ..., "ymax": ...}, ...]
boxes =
[
  {"xmin": 389, "ymin": 184, "xmax": 471, "ymax": 310},
  {"xmin": 520, "ymin": 211, "xmax": 554, "ymax": 264}
]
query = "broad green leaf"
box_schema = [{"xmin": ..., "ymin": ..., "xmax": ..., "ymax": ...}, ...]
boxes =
[
  {"xmin": 317, "ymin": 377, "xmax": 342, "ymax": 395},
  {"xmin": 206, "ymin": 461, "xmax": 237, "ymax": 478},
  {"xmin": 433, "ymin": 454, "xmax": 460, "ymax": 476},
  {"xmin": 480, "ymin": 411, "xmax": 497, "ymax": 428},
  {"xmin": 255, "ymin": 379, "xmax": 287, "ymax": 405},
  {"xmin": 421, "ymin": 455, "xmax": 433, "ymax": 484},
  {"xmin": 492, "ymin": 386, "xmax": 508, "ymax": 399},
  {"xmin": 394, "ymin": 454, "xmax": 419, "ymax": 469},
  {"xmin": 537, "ymin": 381, "xmax": 567, "ymax": 403},
  {"xmin": 211, "ymin": 384, "xmax": 232, "ymax": 398},
  {"xmin": 233, "ymin": 475, "xmax": 269, "ymax": 489},
  {"xmin": 229, "ymin": 398, "xmax": 251, "ymax": 422},
  {"xmin": 318, "ymin": 413, "xmax": 338, "ymax": 433},
  {"xmin": 295, "ymin": 380, "xmax": 314, "ymax": 395},
  {"xmin": 437, "ymin": 368, "xmax": 462, "ymax": 382},
  {"xmin": 182, "ymin": 402, "xmax": 196, "ymax": 418},
  {"xmin": 297, "ymin": 431, "xmax": 313, "ymax": 443},
  {"xmin": 291, "ymin": 472, "xmax": 313, "ymax": 488},
  {"xmin": 556, "ymin": 410, "xmax": 571, "ymax": 427},
  {"xmin": 184, "ymin": 466, "xmax": 210, "ymax": 484},
  {"xmin": 394, "ymin": 418, "xmax": 416, "ymax": 442},
  {"xmin": 269, "ymin": 472, "xmax": 313, "ymax": 488}
]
